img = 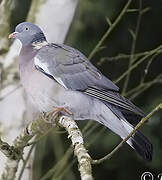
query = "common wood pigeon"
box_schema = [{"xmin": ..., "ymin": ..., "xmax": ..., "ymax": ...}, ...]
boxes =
[{"xmin": 9, "ymin": 22, "xmax": 153, "ymax": 161}]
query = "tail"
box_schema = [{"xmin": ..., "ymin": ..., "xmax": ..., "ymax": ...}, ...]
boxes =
[
  {"xmin": 96, "ymin": 103, "xmax": 153, "ymax": 161},
  {"xmin": 121, "ymin": 119, "xmax": 153, "ymax": 161}
]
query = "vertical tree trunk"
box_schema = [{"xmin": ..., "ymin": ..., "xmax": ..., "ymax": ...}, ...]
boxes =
[{"xmin": 0, "ymin": 0, "xmax": 78, "ymax": 179}]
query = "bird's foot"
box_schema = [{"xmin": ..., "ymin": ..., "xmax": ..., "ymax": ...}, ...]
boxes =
[{"xmin": 42, "ymin": 107, "xmax": 72, "ymax": 123}]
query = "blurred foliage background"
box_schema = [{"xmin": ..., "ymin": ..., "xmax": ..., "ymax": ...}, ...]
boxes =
[{"xmin": 9, "ymin": 0, "xmax": 162, "ymax": 179}]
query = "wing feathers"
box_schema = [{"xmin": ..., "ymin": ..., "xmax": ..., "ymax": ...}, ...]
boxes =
[
  {"xmin": 84, "ymin": 87, "xmax": 144, "ymax": 116},
  {"xmin": 34, "ymin": 56, "xmax": 67, "ymax": 89},
  {"xmin": 33, "ymin": 44, "xmax": 119, "ymax": 91},
  {"xmin": 33, "ymin": 44, "xmax": 144, "ymax": 117}
]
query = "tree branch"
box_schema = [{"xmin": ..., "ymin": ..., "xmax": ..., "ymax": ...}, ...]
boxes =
[
  {"xmin": 122, "ymin": 0, "xmax": 143, "ymax": 95},
  {"xmin": 58, "ymin": 116, "xmax": 93, "ymax": 180},
  {"xmin": 88, "ymin": 0, "xmax": 132, "ymax": 60},
  {"xmin": 92, "ymin": 103, "xmax": 162, "ymax": 165},
  {"xmin": 0, "ymin": 114, "xmax": 93, "ymax": 180},
  {"xmin": 114, "ymin": 44, "xmax": 162, "ymax": 84}
]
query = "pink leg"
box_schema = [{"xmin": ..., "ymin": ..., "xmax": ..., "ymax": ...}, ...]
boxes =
[{"xmin": 43, "ymin": 107, "xmax": 72, "ymax": 123}]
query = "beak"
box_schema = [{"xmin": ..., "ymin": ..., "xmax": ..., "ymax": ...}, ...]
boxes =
[{"xmin": 8, "ymin": 32, "xmax": 18, "ymax": 39}]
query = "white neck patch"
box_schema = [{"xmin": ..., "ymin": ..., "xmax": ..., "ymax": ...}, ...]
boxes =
[{"xmin": 32, "ymin": 41, "xmax": 48, "ymax": 50}]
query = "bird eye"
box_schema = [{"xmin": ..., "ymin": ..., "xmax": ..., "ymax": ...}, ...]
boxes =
[{"xmin": 25, "ymin": 27, "xmax": 29, "ymax": 31}]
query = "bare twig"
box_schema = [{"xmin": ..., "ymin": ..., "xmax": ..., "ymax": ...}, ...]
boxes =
[
  {"xmin": 92, "ymin": 103, "xmax": 162, "ymax": 165},
  {"xmin": 17, "ymin": 144, "xmax": 35, "ymax": 180},
  {"xmin": 97, "ymin": 48, "xmax": 162, "ymax": 65},
  {"xmin": 114, "ymin": 44, "xmax": 162, "ymax": 83},
  {"xmin": 122, "ymin": 0, "xmax": 143, "ymax": 95},
  {"xmin": 140, "ymin": 53, "xmax": 158, "ymax": 84},
  {"xmin": 129, "ymin": 76, "xmax": 162, "ymax": 101},
  {"xmin": 1, "ymin": 114, "xmax": 54, "ymax": 180},
  {"xmin": 1, "ymin": 113, "xmax": 93, "ymax": 180},
  {"xmin": 88, "ymin": 0, "xmax": 132, "ymax": 60},
  {"xmin": 40, "ymin": 147, "xmax": 73, "ymax": 180},
  {"xmin": 0, "ymin": 138, "xmax": 22, "ymax": 161},
  {"xmin": 1, "ymin": 132, "xmax": 33, "ymax": 179}
]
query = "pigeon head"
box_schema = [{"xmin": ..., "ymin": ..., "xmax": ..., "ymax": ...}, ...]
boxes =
[{"xmin": 9, "ymin": 22, "xmax": 47, "ymax": 46}]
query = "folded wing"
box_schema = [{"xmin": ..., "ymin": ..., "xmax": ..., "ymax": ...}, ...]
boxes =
[{"xmin": 34, "ymin": 43, "xmax": 144, "ymax": 118}]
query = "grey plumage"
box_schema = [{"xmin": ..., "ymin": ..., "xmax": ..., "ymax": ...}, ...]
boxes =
[{"xmin": 10, "ymin": 22, "xmax": 153, "ymax": 161}]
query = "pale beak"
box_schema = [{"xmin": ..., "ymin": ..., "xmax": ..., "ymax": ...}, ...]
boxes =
[{"xmin": 8, "ymin": 32, "xmax": 18, "ymax": 39}]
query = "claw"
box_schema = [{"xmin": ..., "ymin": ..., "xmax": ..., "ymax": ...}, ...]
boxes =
[{"xmin": 43, "ymin": 107, "xmax": 72, "ymax": 123}]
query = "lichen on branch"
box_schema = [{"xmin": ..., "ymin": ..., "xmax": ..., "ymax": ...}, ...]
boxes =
[
  {"xmin": 0, "ymin": 113, "xmax": 93, "ymax": 180},
  {"xmin": 58, "ymin": 116, "xmax": 93, "ymax": 180}
]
